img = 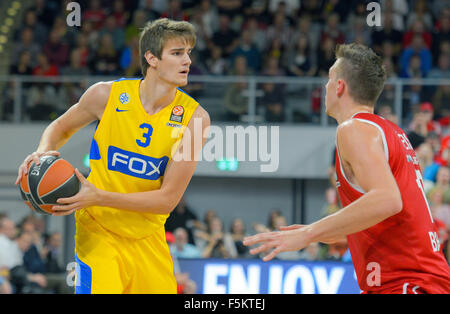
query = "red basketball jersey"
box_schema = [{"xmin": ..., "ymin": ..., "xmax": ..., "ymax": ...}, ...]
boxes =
[{"xmin": 335, "ymin": 112, "xmax": 450, "ymax": 293}]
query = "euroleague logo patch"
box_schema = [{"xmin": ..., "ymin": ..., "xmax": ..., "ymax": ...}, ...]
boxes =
[
  {"xmin": 170, "ymin": 105, "xmax": 184, "ymax": 123},
  {"xmin": 119, "ymin": 92, "xmax": 130, "ymax": 104}
]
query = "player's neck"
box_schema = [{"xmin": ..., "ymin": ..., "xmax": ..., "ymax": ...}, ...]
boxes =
[
  {"xmin": 336, "ymin": 104, "xmax": 374, "ymax": 125},
  {"xmin": 139, "ymin": 75, "xmax": 178, "ymax": 115}
]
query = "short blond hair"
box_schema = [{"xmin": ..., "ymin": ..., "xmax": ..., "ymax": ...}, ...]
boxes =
[{"xmin": 139, "ymin": 18, "xmax": 196, "ymax": 76}]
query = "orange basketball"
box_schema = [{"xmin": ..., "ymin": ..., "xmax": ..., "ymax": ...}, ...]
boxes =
[{"xmin": 19, "ymin": 156, "xmax": 81, "ymax": 215}]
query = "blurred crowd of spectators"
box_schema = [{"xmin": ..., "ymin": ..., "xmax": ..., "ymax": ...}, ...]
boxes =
[
  {"xmin": 0, "ymin": 213, "xmax": 69, "ymax": 294},
  {"xmin": 2, "ymin": 0, "xmax": 449, "ymax": 123}
]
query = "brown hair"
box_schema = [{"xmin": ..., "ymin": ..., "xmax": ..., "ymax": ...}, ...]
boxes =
[
  {"xmin": 335, "ymin": 43, "xmax": 386, "ymax": 106},
  {"xmin": 139, "ymin": 18, "xmax": 196, "ymax": 77}
]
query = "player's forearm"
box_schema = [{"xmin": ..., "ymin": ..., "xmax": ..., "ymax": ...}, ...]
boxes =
[
  {"xmin": 306, "ymin": 189, "xmax": 402, "ymax": 244},
  {"xmin": 98, "ymin": 188, "xmax": 178, "ymax": 215},
  {"xmin": 36, "ymin": 120, "xmax": 73, "ymax": 153}
]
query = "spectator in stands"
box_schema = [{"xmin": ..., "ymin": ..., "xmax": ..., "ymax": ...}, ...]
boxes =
[
  {"xmin": 215, "ymin": 0, "xmax": 244, "ymax": 20},
  {"xmin": 224, "ymin": 56, "xmax": 251, "ymax": 121},
  {"xmin": 408, "ymin": 103, "xmax": 441, "ymax": 141},
  {"xmin": 381, "ymin": 41, "xmax": 399, "ymax": 73},
  {"xmin": 380, "ymin": 0, "xmax": 409, "ymax": 32},
  {"xmin": 43, "ymin": 232, "xmax": 64, "ymax": 274},
  {"xmin": 99, "ymin": 15, "xmax": 125, "ymax": 53},
  {"xmin": 286, "ymin": 35, "xmax": 316, "ymax": 77},
  {"xmin": 429, "ymin": 185, "xmax": 450, "ymax": 231},
  {"xmin": 197, "ymin": 0, "xmax": 219, "ymax": 39},
  {"xmin": 326, "ymin": 0, "xmax": 352, "ymax": 21},
  {"xmin": 161, "ymin": 0, "xmax": 189, "ymax": 21},
  {"xmin": 231, "ymin": 29, "xmax": 261, "ymax": 73},
  {"xmin": 0, "ymin": 216, "xmax": 17, "ymax": 267},
  {"xmin": 298, "ymin": 242, "xmax": 321, "ymax": 261},
  {"xmin": 268, "ymin": 0, "xmax": 300, "ymax": 19},
  {"xmin": 371, "ymin": 12, "xmax": 403, "ymax": 57},
  {"xmin": 376, "ymin": 104, "xmax": 398, "ymax": 125},
  {"xmin": 32, "ymin": 53, "xmax": 58, "ymax": 77},
  {"xmin": 321, "ymin": 186, "xmax": 340, "ymax": 217},
  {"xmin": 317, "ymin": 37, "xmax": 336, "ymax": 77},
  {"xmin": 432, "ymin": 84, "xmax": 450, "ymax": 122},
  {"xmin": 18, "ymin": 9, "xmax": 48, "ymax": 45},
  {"xmin": 113, "ymin": 0, "xmax": 131, "ymax": 28},
  {"xmin": 402, "ymin": 54, "xmax": 425, "ymax": 78},
  {"xmin": 223, "ymin": 218, "xmax": 250, "ymax": 258},
  {"xmin": 205, "ymin": 46, "xmax": 227, "ymax": 75},
  {"xmin": 43, "ymin": 28, "xmax": 69, "ymax": 69},
  {"xmin": 428, "ymin": 53, "xmax": 450, "ymax": 79},
  {"xmin": 242, "ymin": 16, "xmax": 266, "ymax": 53},
  {"xmin": 263, "ymin": 37, "xmax": 286, "ymax": 67},
  {"xmin": 83, "ymin": 0, "xmax": 106, "ymax": 30},
  {"xmin": 253, "ymin": 208, "xmax": 283, "ymax": 234},
  {"xmin": 170, "ymin": 228, "xmax": 202, "ymax": 259},
  {"xmin": 80, "ymin": 20, "xmax": 99, "ymax": 51},
  {"xmin": 20, "ymin": 217, "xmax": 46, "ymax": 276},
  {"xmin": 416, "ymin": 140, "xmax": 435, "ymax": 176},
  {"xmin": 73, "ymin": 34, "xmax": 92, "ymax": 68},
  {"xmin": 125, "ymin": 10, "xmax": 148, "ymax": 44},
  {"xmin": 346, "ymin": 13, "xmax": 372, "ymax": 46},
  {"xmin": 51, "ymin": 15, "xmax": 78, "ymax": 48},
  {"xmin": 60, "ymin": 50, "xmax": 90, "ymax": 76},
  {"xmin": 90, "ymin": 34, "xmax": 120, "ymax": 76},
  {"xmin": 1, "ymin": 229, "xmax": 47, "ymax": 294},
  {"xmin": 400, "ymin": 35, "xmax": 433, "ymax": 78},
  {"xmin": 428, "ymin": 166, "xmax": 450, "ymax": 204},
  {"xmin": 406, "ymin": 0, "xmax": 434, "ymax": 32},
  {"xmin": 0, "ymin": 275, "xmax": 12, "ymax": 294},
  {"xmin": 265, "ymin": 11, "xmax": 292, "ymax": 49},
  {"xmin": 320, "ymin": 13, "xmax": 345, "ymax": 45},
  {"xmin": 201, "ymin": 217, "xmax": 233, "ymax": 259},
  {"xmin": 165, "ymin": 198, "xmax": 200, "ymax": 245},
  {"xmin": 30, "ymin": 0, "xmax": 58, "ymax": 29},
  {"xmin": 403, "ymin": 19, "xmax": 432, "ymax": 50},
  {"xmin": 290, "ymin": 14, "xmax": 318, "ymax": 62},
  {"xmin": 120, "ymin": 37, "xmax": 141, "ymax": 77},
  {"xmin": 259, "ymin": 82, "xmax": 286, "ymax": 122},
  {"xmin": 431, "ymin": 8, "xmax": 449, "ymax": 63},
  {"xmin": 210, "ymin": 14, "xmax": 240, "ymax": 58},
  {"xmin": 190, "ymin": 7, "xmax": 212, "ymax": 59},
  {"xmin": 12, "ymin": 28, "xmax": 41, "ymax": 67},
  {"xmin": 299, "ymin": 0, "xmax": 322, "ymax": 22},
  {"xmin": 10, "ymin": 51, "xmax": 33, "ymax": 76}
]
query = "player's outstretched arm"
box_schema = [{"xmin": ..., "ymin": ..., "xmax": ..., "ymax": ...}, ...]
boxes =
[
  {"xmin": 244, "ymin": 120, "xmax": 403, "ymax": 261},
  {"xmin": 15, "ymin": 81, "xmax": 111, "ymax": 185},
  {"xmin": 52, "ymin": 106, "xmax": 211, "ymax": 216}
]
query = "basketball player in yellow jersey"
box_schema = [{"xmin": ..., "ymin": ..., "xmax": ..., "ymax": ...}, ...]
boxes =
[{"xmin": 15, "ymin": 19, "xmax": 210, "ymax": 293}]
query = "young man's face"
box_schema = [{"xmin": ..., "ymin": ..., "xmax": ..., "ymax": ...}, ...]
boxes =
[{"xmin": 155, "ymin": 38, "xmax": 193, "ymax": 87}]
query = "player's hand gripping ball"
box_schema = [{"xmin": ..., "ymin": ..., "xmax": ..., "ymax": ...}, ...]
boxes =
[{"xmin": 19, "ymin": 155, "xmax": 81, "ymax": 215}]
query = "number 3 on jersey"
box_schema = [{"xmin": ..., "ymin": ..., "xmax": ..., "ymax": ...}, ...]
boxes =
[{"xmin": 136, "ymin": 123, "xmax": 153, "ymax": 148}]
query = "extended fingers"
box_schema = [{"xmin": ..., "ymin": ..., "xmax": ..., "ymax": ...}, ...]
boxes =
[{"xmin": 52, "ymin": 202, "xmax": 79, "ymax": 213}]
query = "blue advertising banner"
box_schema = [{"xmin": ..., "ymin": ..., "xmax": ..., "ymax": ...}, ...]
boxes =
[{"xmin": 178, "ymin": 258, "xmax": 361, "ymax": 294}]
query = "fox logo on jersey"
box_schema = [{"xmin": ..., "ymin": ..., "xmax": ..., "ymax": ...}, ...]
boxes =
[{"xmin": 107, "ymin": 146, "xmax": 169, "ymax": 180}]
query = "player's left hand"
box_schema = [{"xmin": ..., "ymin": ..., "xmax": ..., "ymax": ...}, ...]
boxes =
[
  {"xmin": 52, "ymin": 169, "xmax": 101, "ymax": 216},
  {"xmin": 243, "ymin": 225, "xmax": 311, "ymax": 262}
]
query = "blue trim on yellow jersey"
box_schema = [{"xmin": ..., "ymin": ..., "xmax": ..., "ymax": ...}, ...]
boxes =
[
  {"xmin": 75, "ymin": 254, "xmax": 92, "ymax": 294},
  {"xmin": 176, "ymin": 87, "xmax": 196, "ymax": 101},
  {"xmin": 113, "ymin": 77, "xmax": 143, "ymax": 82}
]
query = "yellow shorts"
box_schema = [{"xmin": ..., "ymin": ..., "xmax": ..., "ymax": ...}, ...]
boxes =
[{"xmin": 74, "ymin": 210, "xmax": 177, "ymax": 294}]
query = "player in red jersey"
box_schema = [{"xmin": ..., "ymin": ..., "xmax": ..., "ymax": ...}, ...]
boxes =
[{"xmin": 243, "ymin": 43, "xmax": 450, "ymax": 294}]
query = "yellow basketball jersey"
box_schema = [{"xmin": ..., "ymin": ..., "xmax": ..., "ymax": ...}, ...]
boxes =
[{"xmin": 77, "ymin": 78, "xmax": 199, "ymax": 239}]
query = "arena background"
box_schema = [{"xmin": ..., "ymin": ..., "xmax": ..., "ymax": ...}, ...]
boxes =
[{"xmin": 0, "ymin": 0, "xmax": 448, "ymax": 294}]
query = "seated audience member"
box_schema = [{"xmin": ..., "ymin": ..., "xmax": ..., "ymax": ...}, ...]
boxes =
[{"xmin": 170, "ymin": 228, "xmax": 202, "ymax": 259}]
